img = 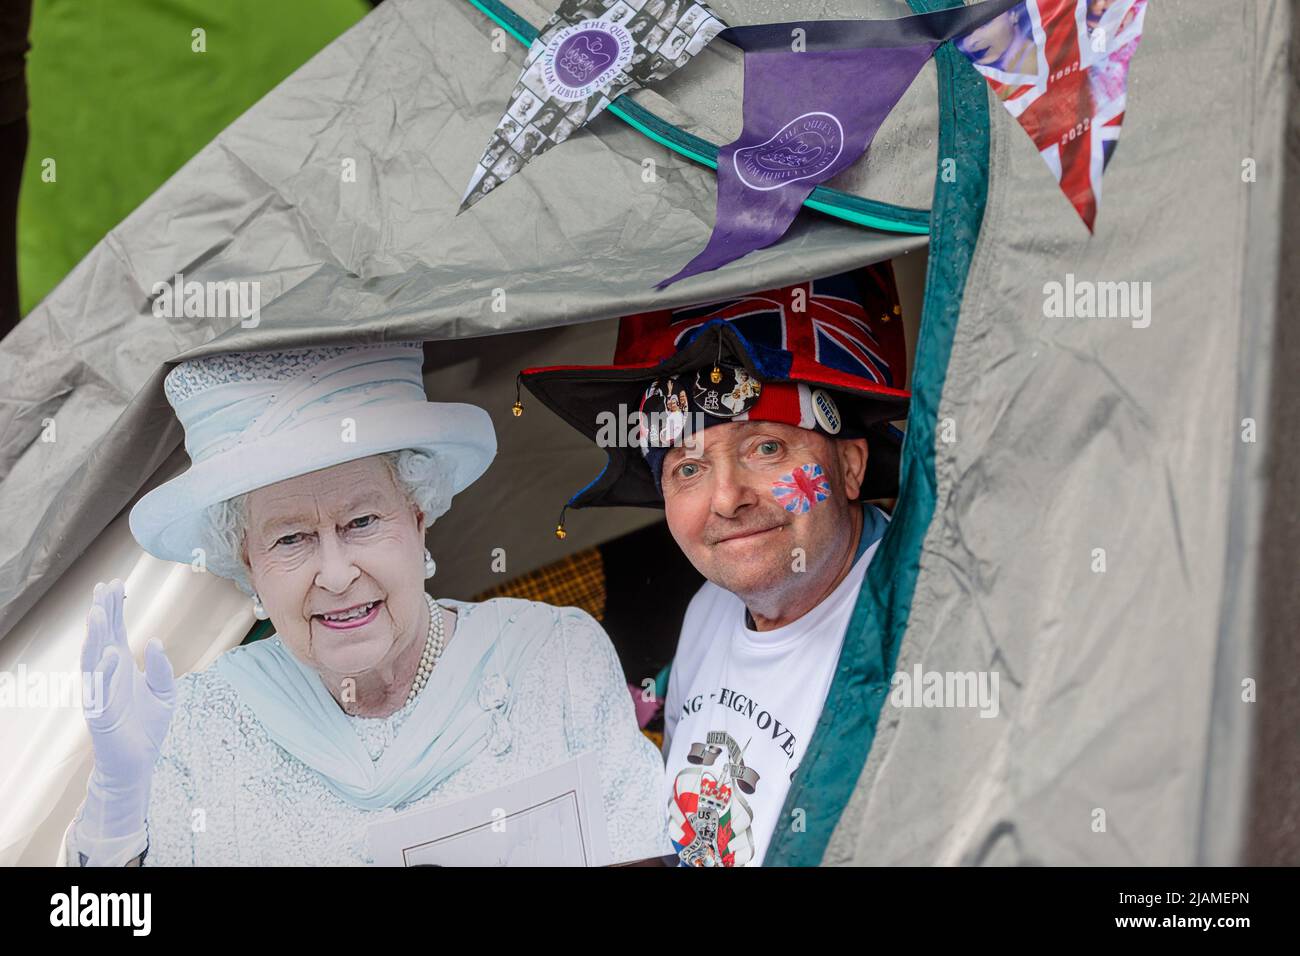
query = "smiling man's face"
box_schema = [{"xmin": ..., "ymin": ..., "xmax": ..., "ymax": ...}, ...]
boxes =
[{"xmin": 661, "ymin": 421, "xmax": 867, "ymax": 622}]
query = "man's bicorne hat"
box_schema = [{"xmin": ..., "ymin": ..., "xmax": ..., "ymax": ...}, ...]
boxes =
[{"xmin": 517, "ymin": 265, "xmax": 910, "ymax": 537}]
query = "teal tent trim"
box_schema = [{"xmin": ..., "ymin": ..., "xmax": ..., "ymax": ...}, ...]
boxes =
[
  {"xmin": 241, "ymin": 619, "xmax": 275, "ymax": 645},
  {"xmin": 764, "ymin": 0, "xmax": 993, "ymax": 866},
  {"xmin": 463, "ymin": 0, "xmax": 931, "ymax": 234}
]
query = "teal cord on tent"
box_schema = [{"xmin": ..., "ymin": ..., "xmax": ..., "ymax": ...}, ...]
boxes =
[
  {"xmin": 462, "ymin": 0, "xmax": 931, "ymax": 235},
  {"xmin": 765, "ymin": 0, "xmax": 993, "ymax": 867}
]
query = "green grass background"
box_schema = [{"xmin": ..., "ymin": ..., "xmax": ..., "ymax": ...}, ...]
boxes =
[{"xmin": 18, "ymin": 0, "xmax": 370, "ymax": 315}]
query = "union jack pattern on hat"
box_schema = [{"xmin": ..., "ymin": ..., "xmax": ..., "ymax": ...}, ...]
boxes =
[{"xmin": 613, "ymin": 265, "xmax": 906, "ymax": 397}]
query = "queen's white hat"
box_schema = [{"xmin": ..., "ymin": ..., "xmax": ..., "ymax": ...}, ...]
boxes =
[{"xmin": 129, "ymin": 341, "xmax": 496, "ymax": 565}]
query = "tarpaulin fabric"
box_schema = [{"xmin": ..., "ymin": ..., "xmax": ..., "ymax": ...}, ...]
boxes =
[
  {"xmin": 1246, "ymin": 12, "xmax": 1300, "ymax": 865},
  {"xmin": 823, "ymin": 0, "xmax": 1290, "ymax": 865}
]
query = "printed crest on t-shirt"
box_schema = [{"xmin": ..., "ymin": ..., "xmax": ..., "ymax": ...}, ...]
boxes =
[{"xmin": 667, "ymin": 730, "xmax": 761, "ymax": 867}]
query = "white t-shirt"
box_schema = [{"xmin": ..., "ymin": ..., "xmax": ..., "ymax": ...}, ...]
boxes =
[{"xmin": 662, "ymin": 526, "xmax": 884, "ymax": 867}]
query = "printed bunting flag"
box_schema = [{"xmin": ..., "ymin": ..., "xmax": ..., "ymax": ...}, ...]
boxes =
[
  {"xmin": 953, "ymin": 0, "xmax": 1147, "ymax": 231},
  {"xmin": 459, "ymin": 0, "xmax": 726, "ymax": 213}
]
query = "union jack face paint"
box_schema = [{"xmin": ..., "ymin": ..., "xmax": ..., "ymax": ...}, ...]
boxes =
[{"xmin": 771, "ymin": 463, "xmax": 831, "ymax": 514}]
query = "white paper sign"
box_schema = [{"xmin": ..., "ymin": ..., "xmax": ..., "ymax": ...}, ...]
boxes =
[{"xmin": 366, "ymin": 752, "xmax": 611, "ymax": 867}]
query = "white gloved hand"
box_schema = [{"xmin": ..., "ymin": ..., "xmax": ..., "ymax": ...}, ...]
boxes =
[{"xmin": 71, "ymin": 579, "xmax": 177, "ymax": 866}]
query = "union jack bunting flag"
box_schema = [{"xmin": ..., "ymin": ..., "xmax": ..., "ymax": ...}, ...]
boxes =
[{"xmin": 954, "ymin": 0, "xmax": 1147, "ymax": 231}]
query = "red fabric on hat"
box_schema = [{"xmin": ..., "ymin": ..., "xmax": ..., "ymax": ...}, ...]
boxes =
[
  {"xmin": 610, "ymin": 264, "xmax": 907, "ymax": 401},
  {"xmin": 747, "ymin": 380, "xmax": 801, "ymax": 426},
  {"xmin": 613, "ymin": 308, "xmax": 676, "ymax": 365}
]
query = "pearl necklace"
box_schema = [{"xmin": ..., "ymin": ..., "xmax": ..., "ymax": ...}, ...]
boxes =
[{"xmin": 405, "ymin": 592, "xmax": 446, "ymax": 707}]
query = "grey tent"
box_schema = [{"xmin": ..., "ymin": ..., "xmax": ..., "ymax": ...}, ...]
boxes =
[{"xmin": 0, "ymin": 0, "xmax": 1295, "ymax": 865}]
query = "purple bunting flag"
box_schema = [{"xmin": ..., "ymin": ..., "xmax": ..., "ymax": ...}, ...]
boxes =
[{"xmin": 654, "ymin": 0, "xmax": 1026, "ymax": 288}]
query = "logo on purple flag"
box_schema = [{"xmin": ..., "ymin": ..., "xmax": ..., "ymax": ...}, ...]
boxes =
[{"xmin": 735, "ymin": 112, "xmax": 844, "ymax": 190}]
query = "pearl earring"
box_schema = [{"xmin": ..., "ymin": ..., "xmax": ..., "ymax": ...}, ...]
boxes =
[
  {"xmin": 252, "ymin": 594, "xmax": 269, "ymax": 620},
  {"xmin": 424, "ymin": 548, "xmax": 437, "ymax": 578}
]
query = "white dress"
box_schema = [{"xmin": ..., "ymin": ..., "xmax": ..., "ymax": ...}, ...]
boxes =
[{"xmin": 69, "ymin": 598, "xmax": 670, "ymax": 866}]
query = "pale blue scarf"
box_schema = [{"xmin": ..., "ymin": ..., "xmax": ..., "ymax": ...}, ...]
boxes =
[{"xmin": 215, "ymin": 599, "xmax": 547, "ymax": 811}]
